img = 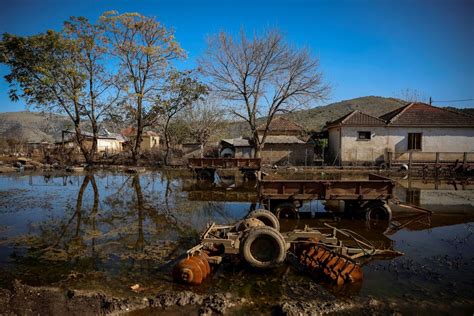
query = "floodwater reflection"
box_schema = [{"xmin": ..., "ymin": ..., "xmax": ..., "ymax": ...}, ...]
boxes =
[{"xmin": 0, "ymin": 171, "xmax": 473, "ymax": 309}]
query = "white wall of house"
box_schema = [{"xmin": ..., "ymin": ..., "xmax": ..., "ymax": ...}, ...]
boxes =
[
  {"xmin": 340, "ymin": 126, "xmax": 388, "ymax": 163},
  {"xmin": 97, "ymin": 139, "xmax": 123, "ymax": 153},
  {"xmin": 387, "ymin": 127, "xmax": 474, "ymax": 152},
  {"xmin": 328, "ymin": 126, "xmax": 474, "ymax": 164}
]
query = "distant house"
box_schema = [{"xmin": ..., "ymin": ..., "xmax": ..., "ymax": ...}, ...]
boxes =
[
  {"xmin": 121, "ymin": 127, "xmax": 160, "ymax": 151},
  {"xmin": 58, "ymin": 130, "xmax": 125, "ymax": 154},
  {"xmin": 257, "ymin": 116, "xmax": 306, "ymax": 137},
  {"xmin": 220, "ymin": 138, "xmax": 253, "ymax": 158},
  {"xmin": 219, "ymin": 117, "xmax": 314, "ymax": 165},
  {"xmin": 325, "ymin": 103, "xmax": 474, "ymax": 166}
]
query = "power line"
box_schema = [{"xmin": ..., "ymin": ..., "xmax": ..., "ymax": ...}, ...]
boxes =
[
  {"xmin": 431, "ymin": 98, "xmax": 474, "ymax": 103},
  {"xmin": 429, "ymin": 97, "xmax": 473, "ymax": 105}
]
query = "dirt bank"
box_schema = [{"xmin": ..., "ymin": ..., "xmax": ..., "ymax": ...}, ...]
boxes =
[{"xmin": 0, "ymin": 279, "xmax": 383, "ymax": 316}]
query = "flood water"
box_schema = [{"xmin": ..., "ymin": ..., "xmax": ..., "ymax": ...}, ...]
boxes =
[{"xmin": 0, "ymin": 170, "xmax": 473, "ymax": 314}]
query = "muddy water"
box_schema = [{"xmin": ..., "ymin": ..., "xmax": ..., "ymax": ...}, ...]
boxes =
[{"xmin": 0, "ymin": 171, "xmax": 473, "ymax": 314}]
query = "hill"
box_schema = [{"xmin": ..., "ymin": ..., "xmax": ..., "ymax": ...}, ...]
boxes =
[
  {"xmin": 0, "ymin": 111, "xmax": 70, "ymax": 143},
  {"xmin": 224, "ymin": 96, "xmax": 407, "ymax": 138},
  {"xmin": 1, "ymin": 97, "xmax": 471, "ymax": 142}
]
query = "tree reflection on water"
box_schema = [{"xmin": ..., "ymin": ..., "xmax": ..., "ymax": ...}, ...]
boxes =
[{"xmin": 0, "ymin": 172, "xmax": 237, "ymax": 287}]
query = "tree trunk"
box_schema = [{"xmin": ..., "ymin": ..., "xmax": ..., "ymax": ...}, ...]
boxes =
[
  {"xmin": 131, "ymin": 98, "xmax": 143, "ymax": 165},
  {"xmin": 164, "ymin": 117, "xmax": 172, "ymax": 165},
  {"xmin": 91, "ymin": 119, "xmax": 98, "ymax": 165},
  {"xmin": 74, "ymin": 125, "xmax": 93, "ymax": 165}
]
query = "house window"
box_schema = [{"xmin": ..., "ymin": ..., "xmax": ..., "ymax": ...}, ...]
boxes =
[
  {"xmin": 408, "ymin": 133, "xmax": 422, "ymax": 150},
  {"xmin": 358, "ymin": 131, "xmax": 371, "ymax": 140}
]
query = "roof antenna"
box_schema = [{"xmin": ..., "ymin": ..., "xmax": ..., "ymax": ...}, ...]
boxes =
[{"xmin": 429, "ymin": 97, "xmax": 432, "ymax": 105}]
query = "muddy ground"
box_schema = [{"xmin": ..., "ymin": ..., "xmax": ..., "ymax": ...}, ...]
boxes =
[
  {"xmin": 0, "ymin": 278, "xmax": 403, "ymax": 316},
  {"xmin": 2, "ymin": 277, "xmax": 471, "ymax": 316}
]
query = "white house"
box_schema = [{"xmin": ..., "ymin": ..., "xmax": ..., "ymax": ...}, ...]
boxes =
[{"xmin": 325, "ymin": 103, "xmax": 474, "ymax": 166}]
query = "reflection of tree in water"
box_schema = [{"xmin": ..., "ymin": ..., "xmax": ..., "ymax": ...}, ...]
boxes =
[
  {"xmin": 6, "ymin": 172, "xmax": 238, "ymax": 272},
  {"xmin": 9, "ymin": 175, "xmax": 100, "ymax": 262}
]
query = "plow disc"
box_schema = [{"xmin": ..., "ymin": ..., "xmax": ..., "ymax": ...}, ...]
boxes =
[
  {"xmin": 172, "ymin": 254, "xmax": 211, "ymax": 285},
  {"xmin": 294, "ymin": 241, "xmax": 363, "ymax": 285}
]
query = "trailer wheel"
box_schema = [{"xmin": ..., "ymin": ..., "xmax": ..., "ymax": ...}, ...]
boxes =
[
  {"xmin": 247, "ymin": 209, "xmax": 280, "ymax": 231},
  {"xmin": 275, "ymin": 202, "xmax": 298, "ymax": 219},
  {"xmin": 196, "ymin": 169, "xmax": 214, "ymax": 181},
  {"xmin": 240, "ymin": 226, "xmax": 287, "ymax": 269},
  {"xmin": 365, "ymin": 202, "xmax": 392, "ymax": 221}
]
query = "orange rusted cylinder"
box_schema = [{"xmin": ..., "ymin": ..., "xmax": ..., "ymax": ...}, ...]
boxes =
[
  {"xmin": 172, "ymin": 253, "xmax": 212, "ymax": 285},
  {"xmin": 173, "ymin": 257, "xmax": 204, "ymax": 285}
]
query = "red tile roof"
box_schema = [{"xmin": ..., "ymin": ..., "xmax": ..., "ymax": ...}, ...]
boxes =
[
  {"xmin": 326, "ymin": 110, "xmax": 386, "ymax": 128},
  {"xmin": 257, "ymin": 117, "xmax": 305, "ymax": 132},
  {"xmin": 381, "ymin": 103, "xmax": 474, "ymax": 127}
]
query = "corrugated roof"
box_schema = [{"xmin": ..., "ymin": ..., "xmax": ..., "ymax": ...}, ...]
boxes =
[
  {"xmin": 326, "ymin": 110, "xmax": 386, "ymax": 128},
  {"xmin": 257, "ymin": 117, "xmax": 305, "ymax": 132},
  {"xmin": 221, "ymin": 138, "xmax": 252, "ymax": 147},
  {"xmin": 381, "ymin": 103, "xmax": 474, "ymax": 126}
]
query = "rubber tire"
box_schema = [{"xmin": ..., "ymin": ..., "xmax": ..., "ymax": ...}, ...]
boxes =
[
  {"xmin": 365, "ymin": 203, "xmax": 392, "ymax": 221},
  {"xmin": 275, "ymin": 202, "xmax": 298, "ymax": 219},
  {"xmin": 247, "ymin": 209, "xmax": 280, "ymax": 231},
  {"xmin": 240, "ymin": 226, "xmax": 287, "ymax": 269}
]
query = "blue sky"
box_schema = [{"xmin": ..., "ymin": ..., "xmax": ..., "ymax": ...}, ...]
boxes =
[{"xmin": 0, "ymin": 0, "xmax": 473, "ymax": 112}]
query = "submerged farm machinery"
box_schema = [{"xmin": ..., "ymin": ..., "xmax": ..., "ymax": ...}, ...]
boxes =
[{"xmin": 173, "ymin": 210, "xmax": 402, "ymax": 286}]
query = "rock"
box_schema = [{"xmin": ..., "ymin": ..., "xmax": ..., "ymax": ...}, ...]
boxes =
[
  {"xmin": 130, "ymin": 284, "xmax": 141, "ymax": 292},
  {"xmin": 152, "ymin": 291, "xmax": 203, "ymax": 309},
  {"xmin": 200, "ymin": 293, "xmax": 229, "ymax": 315}
]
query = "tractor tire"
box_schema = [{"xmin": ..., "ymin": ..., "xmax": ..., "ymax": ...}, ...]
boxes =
[
  {"xmin": 365, "ymin": 202, "xmax": 392, "ymax": 221},
  {"xmin": 247, "ymin": 209, "xmax": 280, "ymax": 231},
  {"xmin": 240, "ymin": 226, "xmax": 287, "ymax": 269}
]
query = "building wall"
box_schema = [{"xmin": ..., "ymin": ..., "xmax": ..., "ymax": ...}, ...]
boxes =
[
  {"xmin": 236, "ymin": 147, "xmax": 253, "ymax": 158},
  {"xmin": 141, "ymin": 136, "xmax": 160, "ymax": 150},
  {"xmin": 327, "ymin": 128, "xmax": 341, "ymax": 164},
  {"xmin": 340, "ymin": 126, "xmax": 388, "ymax": 164},
  {"xmin": 330, "ymin": 126, "xmax": 474, "ymax": 165},
  {"xmin": 97, "ymin": 139, "xmax": 123, "ymax": 153},
  {"xmin": 387, "ymin": 127, "xmax": 474, "ymax": 151},
  {"xmin": 261, "ymin": 143, "xmax": 314, "ymax": 165}
]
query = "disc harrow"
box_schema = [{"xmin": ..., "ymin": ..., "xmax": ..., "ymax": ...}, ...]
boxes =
[{"xmin": 295, "ymin": 241, "xmax": 363, "ymax": 285}]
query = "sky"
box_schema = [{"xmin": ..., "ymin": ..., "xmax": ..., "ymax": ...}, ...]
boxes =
[{"xmin": 0, "ymin": 0, "xmax": 473, "ymax": 112}]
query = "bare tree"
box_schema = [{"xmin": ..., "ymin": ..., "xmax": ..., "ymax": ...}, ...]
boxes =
[
  {"xmin": 152, "ymin": 70, "xmax": 207, "ymax": 165},
  {"xmin": 184, "ymin": 95, "xmax": 225, "ymax": 147},
  {"xmin": 396, "ymin": 88, "xmax": 429, "ymax": 103},
  {"xmin": 100, "ymin": 11, "xmax": 186, "ymax": 163},
  {"xmin": 199, "ymin": 29, "xmax": 329, "ymax": 157}
]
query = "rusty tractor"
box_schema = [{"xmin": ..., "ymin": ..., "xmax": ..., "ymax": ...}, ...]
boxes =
[{"xmin": 173, "ymin": 210, "xmax": 402, "ymax": 286}]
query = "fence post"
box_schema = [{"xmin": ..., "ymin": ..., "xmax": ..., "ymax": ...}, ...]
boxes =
[
  {"xmin": 435, "ymin": 152, "xmax": 439, "ymax": 168},
  {"xmin": 387, "ymin": 151, "xmax": 392, "ymax": 169},
  {"xmin": 409, "ymin": 151, "xmax": 413, "ymax": 169},
  {"xmin": 463, "ymin": 152, "xmax": 467, "ymax": 165}
]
